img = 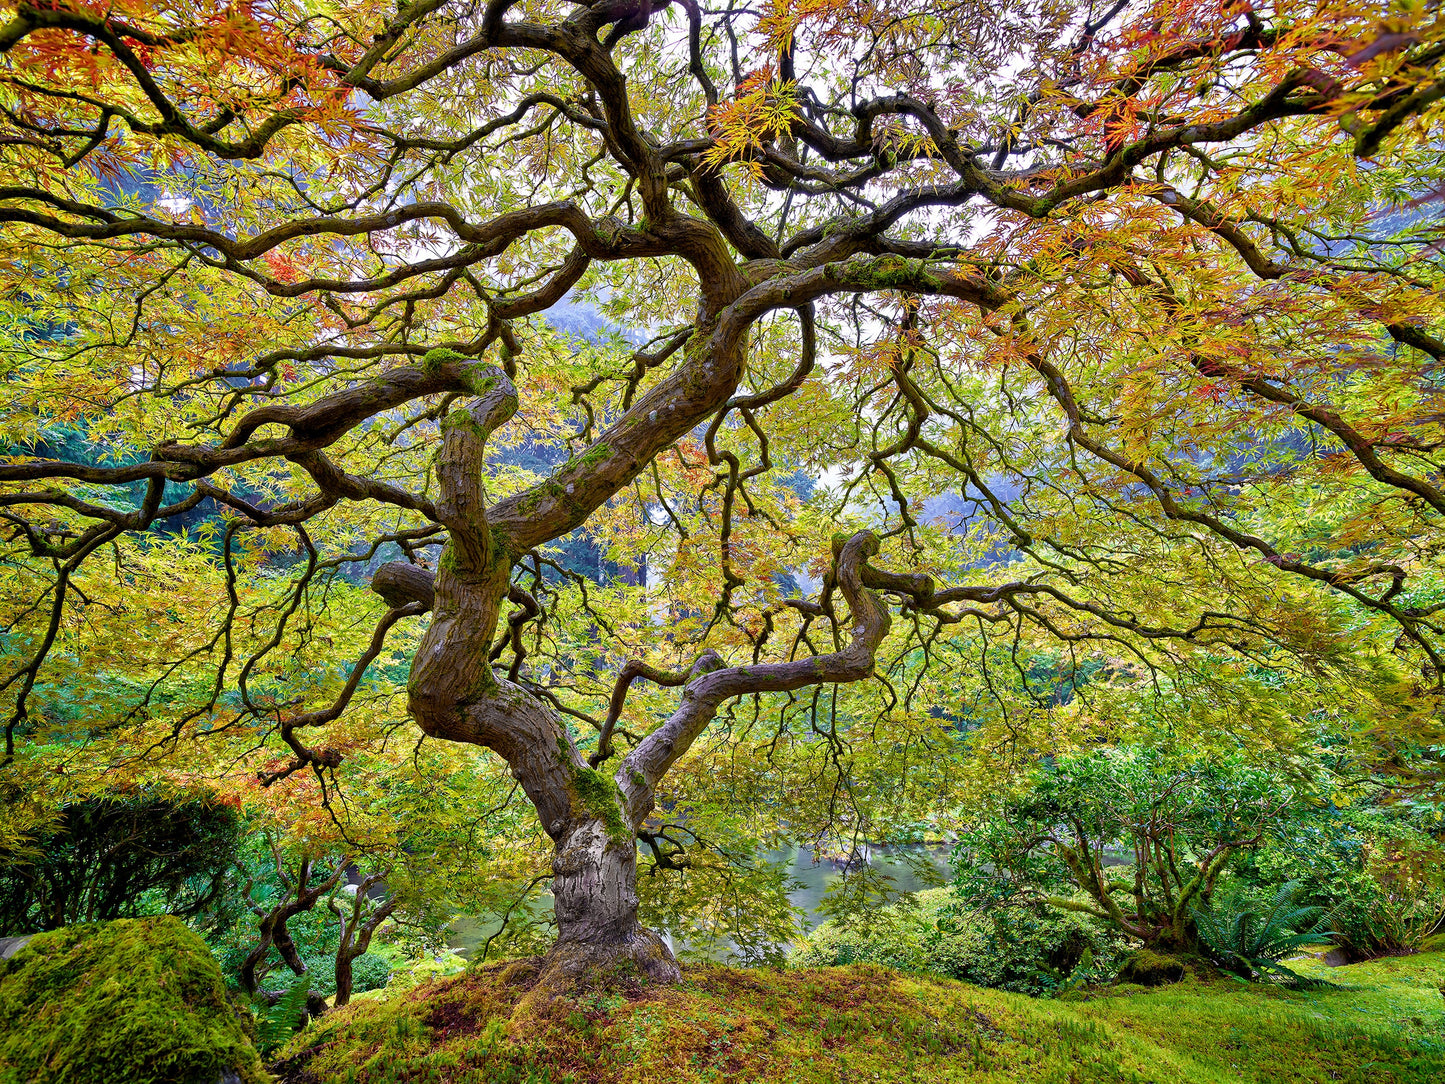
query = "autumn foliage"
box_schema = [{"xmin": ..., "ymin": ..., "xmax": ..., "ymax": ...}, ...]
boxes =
[{"xmin": 0, "ymin": 0, "xmax": 1441, "ymax": 967}]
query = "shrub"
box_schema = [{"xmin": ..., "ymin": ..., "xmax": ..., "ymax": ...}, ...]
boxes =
[
  {"xmin": 298, "ymin": 947, "xmax": 391, "ymax": 997},
  {"xmin": 943, "ymin": 899, "xmax": 1132, "ymax": 995},
  {"xmin": 792, "ymin": 888, "xmax": 983, "ymax": 973},
  {"xmin": 952, "ymin": 748, "xmax": 1314, "ymax": 952},
  {"xmin": 1230, "ymin": 807, "xmax": 1445, "ymax": 961},
  {"xmin": 0, "ymin": 793, "xmax": 242, "ymax": 935},
  {"xmin": 1332, "ymin": 883, "xmax": 1445, "ymax": 959},
  {"xmin": 1333, "ymin": 828, "xmax": 1445, "ymax": 958},
  {"xmin": 792, "ymin": 887, "xmax": 1131, "ymax": 996}
]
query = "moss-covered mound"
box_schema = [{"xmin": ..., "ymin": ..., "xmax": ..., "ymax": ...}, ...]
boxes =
[
  {"xmin": 0, "ymin": 916, "xmax": 266, "ymax": 1084},
  {"xmin": 273, "ymin": 947, "xmax": 1445, "ymax": 1084},
  {"xmin": 1114, "ymin": 948, "xmax": 1188, "ymax": 986}
]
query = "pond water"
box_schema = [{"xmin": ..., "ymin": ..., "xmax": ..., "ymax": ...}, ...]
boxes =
[
  {"xmin": 447, "ymin": 841, "xmax": 956, "ymax": 960},
  {"xmin": 777, "ymin": 842, "xmax": 955, "ymax": 932}
]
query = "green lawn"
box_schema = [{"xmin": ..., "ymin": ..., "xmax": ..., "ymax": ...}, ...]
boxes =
[{"xmin": 274, "ymin": 942, "xmax": 1445, "ymax": 1084}]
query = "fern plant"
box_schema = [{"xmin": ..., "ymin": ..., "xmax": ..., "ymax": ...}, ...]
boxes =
[
  {"xmin": 253, "ymin": 974, "xmax": 312, "ymax": 1055},
  {"xmin": 1193, "ymin": 881, "xmax": 1334, "ymax": 988},
  {"xmin": 1033, "ymin": 946, "xmax": 1099, "ymax": 998}
]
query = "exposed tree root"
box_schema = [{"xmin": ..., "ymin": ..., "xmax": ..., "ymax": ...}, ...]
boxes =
[{"xmin": 509, "ymin": 929, "xmax": 680, "ymax": 1025}]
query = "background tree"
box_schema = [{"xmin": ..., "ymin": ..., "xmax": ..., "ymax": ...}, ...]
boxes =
[
  {"xmin": 0, "ymin": 0, "xmax": 1442, "ymax": 991},
  {"xmin": 0, "ymin": 790, "xmax": 241, "ymax": 934},
  {"xmin": 953, "ymin": 748, "xmax": 1318, "ymax": 951},
  {"xmin": 236, "ymin": 843, "xmax": 347, "ymax": 1020}
]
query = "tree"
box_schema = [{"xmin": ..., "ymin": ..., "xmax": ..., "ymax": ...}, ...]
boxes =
[
  {"xmin": 0, "ymin": 791, "xmax": 241, "ymax": 934},
  {"xmin": 0, "ymin": 0, "xmax": 1442, "ymax": 992},
  {"xmin": 328, "ymin": 868, "xmax": 397, "ymax": 1009},
  {"xmin": 953, "ymin": 748, "xmax": 1314, "ymax": 951},
  {"xmin": 232, "ymin": 841, "xmax": 395, "ymax": 1014},
  {"xmin": 237, "ymin": 842, "xmax": 347, "ymax": 1021}
]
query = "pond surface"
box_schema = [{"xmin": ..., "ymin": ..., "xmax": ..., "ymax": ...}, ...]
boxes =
[
  {"xmin": 779, "ymin": 842, "xmax": 954, "ymax": 932},
  {"xmin": 447, "ymin": 841, "xmax": 955, "ymax": 960}
]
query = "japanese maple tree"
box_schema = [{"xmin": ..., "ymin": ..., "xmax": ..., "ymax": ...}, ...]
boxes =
[{"xmin": 0, "ymin": 0, "xmax": 1442, "ymax": 990}]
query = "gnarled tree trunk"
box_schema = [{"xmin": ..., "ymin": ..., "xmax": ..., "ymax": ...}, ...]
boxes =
[
  {"xmin": 543, "ymin": 817, "xmax": 678, "ymax": 988},
  {"xmin": 376, "ymin": 354, "xmax": 894, "ymax": 996},
  {"xmin": 385, "ymin": 362, "xmax": 681, "ymax": 989}
]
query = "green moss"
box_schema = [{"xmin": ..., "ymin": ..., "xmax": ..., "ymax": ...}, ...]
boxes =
[
  {"xmin": 559, "ymin": 442, "xmax": 613, "ymax": 479},
  {"xmin": 422, "ymin": 347, "xmax": 468, "ymax": 375},
  {"xmin": 440, "ymin": 407, "xmax": 483, "ymax": 436},
  {"xmin": 468, "ymin": 663, "xmax": 499, "ymax": 700},
  {"xmin": 574, "ymin": 441, "xmax": 612, "ymax": 471},
  {"xmin": 488, "ymin": 524, "xmax": 512, "ymax": 570},
  {"xmin": 423, "ymin": 351, "xmax": 510, "ymax": 402},
  {"xmin": 461, "ymin": 368, "xmax": 509, "ymax": 400},
  {"xmin": 860, "ymin": 255, "xmax": 940, "ymax": 290},
  {"xmin": 0, "ymin": 916, "xmax": 266, "ymax": 1084},
  {"xmin": 1115, "ymin": 948, "xmax": 1188, "ymax": 987},
  {"xmin": 570, "ymin": 765, "xmax": 630, "ymax": 843},
  {"xmin": 553, "ymin": 734, "xmax": 629, "ymax": 842},
  {"xmin": 436, "ymin": 533, "xmax": 509, "ymax": 580},
  {"xmin": 437, "ymin": 543, "xmax": 460, "ymax": 574},
  {"xmin": 275, "ymin": 948, "xmax": 1445, "ymax": 1084}
]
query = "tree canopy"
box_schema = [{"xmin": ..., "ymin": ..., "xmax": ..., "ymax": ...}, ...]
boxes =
[{"xmin": 0, "ymin": 0, "xmax": 1442, "ymax": 979}]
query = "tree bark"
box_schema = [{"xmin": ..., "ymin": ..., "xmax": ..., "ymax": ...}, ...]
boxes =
[{"xmin": 536, "ymin": 817, "xmax": 680, "ymax": 991}]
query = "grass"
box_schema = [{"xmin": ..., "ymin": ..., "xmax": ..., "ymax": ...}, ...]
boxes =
[{"xmin": 273, "ymin": 942, "xmax": 1445, "ymax": 1084}]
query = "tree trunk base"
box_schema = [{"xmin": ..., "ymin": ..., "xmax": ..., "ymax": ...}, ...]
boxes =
[{"xmin": 511, "ymin": 928, "xmax": 679, "ymax": 1023}]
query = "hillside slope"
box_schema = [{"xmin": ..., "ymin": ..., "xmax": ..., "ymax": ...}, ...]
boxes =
[{"xmin": 274, "ymin": 945, "xmax": 1445, "ymax": 1084}]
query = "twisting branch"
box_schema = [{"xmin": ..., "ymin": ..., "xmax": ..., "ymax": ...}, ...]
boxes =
[
  {"xmin": 593, "ymin": 656, "xmax": 709, "ymax": 768},
  {"xmin": 239, "ymin": 843, "xmax": 348, "ymax": 1017},
  {"xmin": 618, "ymin": 531, "xmax": 891, "ymax": 824},
  {"xmin": 258, "ymin": 601, "xmax": 428, "ymax": 787}
]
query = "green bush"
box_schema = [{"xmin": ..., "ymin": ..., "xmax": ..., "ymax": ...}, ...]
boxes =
[
  {"xmin": 1331, "ymin": 883, "xmax": 1445, "ymax": 958},
  {"xmin": 1227, "ymin": 806, "xmax": 1445, "ymax": 961},
  {"xmin": 941, "ymin": 898, "xmax": 1132, "ymax": 995},
  {"xmin": 792, "ymin": 888, "xmax": 983, "ymax": 973},
  {"xmin": 0, "ymin": 792, "xmax": 242, "ymax": 935},
  {"xmin": 792, "ymin": 887, "xmax": 1131, "ymax": 996},
  {"xmin": 298, "ymin": 949, "xmax": 391, "ymax": 997}
]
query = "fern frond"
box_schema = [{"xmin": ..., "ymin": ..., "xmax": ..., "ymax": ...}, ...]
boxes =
[
  {"xmin": 256, "ymin": 974, "xmax": 312, "ymax": 1054},
  {"xmin": 1191, "ymin": 880, "xmax": 1337, "ymax": 987}
]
